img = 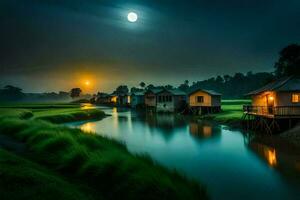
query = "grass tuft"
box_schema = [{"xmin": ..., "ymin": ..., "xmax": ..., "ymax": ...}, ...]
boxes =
[{"xmin": 31, "ymin": 134, "xmax": 75, "ymax": 153}]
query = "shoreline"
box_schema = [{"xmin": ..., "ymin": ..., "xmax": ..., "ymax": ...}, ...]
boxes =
[{"xmin": 0, "ymin": 105, "xmax": 209, "ymax": 200}]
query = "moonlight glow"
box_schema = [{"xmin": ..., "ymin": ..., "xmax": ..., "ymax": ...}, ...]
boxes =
[{"xmin": 127, "ymin": 12, "xmax": 138, "ymax": 22}]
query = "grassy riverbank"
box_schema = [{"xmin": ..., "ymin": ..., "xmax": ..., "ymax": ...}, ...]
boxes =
[
  {"xmin": 0, "ymin": 148, "xmax": 91, "ymax": 200},
  {"xmin": 0, "ymin": 103, "xmax": 106, "ymax": 123},
  {"xmin": 0, "ymin": 103, "xmax": 208, "ymax": 200},
  {"xmin": 196, "ymin": 99, "xmax": 250, "ymax": 126}
]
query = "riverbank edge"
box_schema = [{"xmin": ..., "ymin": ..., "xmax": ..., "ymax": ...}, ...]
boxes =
[
  {"xmin": 0, "ymin": 108, "xmax": 209, "ymax": 200},
  {"xmin": 34, "ymin": 109, "xmax": 107, "ymax": 123},
  {"xmin": 195, "ymin": 112, "xmax": 300, "ymax": 151},
  {"xmin": 193, "ymin": 114, "xmax": 243, "ymax": 130}
]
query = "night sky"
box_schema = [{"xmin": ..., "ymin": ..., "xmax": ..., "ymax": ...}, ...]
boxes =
[{"xmin": 1, "ymin": 0, "xmax": 300, "ymax": 93}]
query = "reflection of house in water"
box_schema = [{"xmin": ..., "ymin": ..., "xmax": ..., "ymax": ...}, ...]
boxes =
[
  {"xmin": 248, "ymin": 138, "xmax": 300, "ymax": 182},
  {"xmin": 145, "ymin": 114, "xmax": 186, "ymax": 136},
  {"xmin": 249, "ymin": 143, "xmax": 277, "ymax": 167},
  {"xmin": 189, "ymin": 121, "xmax": 221, "ymax": 139}
]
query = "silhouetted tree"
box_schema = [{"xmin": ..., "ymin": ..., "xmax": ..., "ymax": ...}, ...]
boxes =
[
  {"xmin": 0, "ymin": 85, "xmax": 24, "ymax": 101},
  {"xmin": 246, "ymin": 71, "xmax": 253, "ymax": 77},
  {"xmin": 223, "ymin": 75, "xmax": 231, "ymax": 83},
  {"xmin": 216, "ymin": 76, "xmax": 224, "ymax": 83},
  {"xmin": 178, "ymin": 80, "xmax": 190, "ymax": 92},
  {"xmin": 3, "ymin": 85, "xmax": 22, "ymax": 93},
  {"xmin": 146, "ymin": 84, "xmax": 155, "ymax": 90},
  {"xmin": 164, "ymin": 85, "xmax": 174, "ymax": 90},
  {"xmin": 139, "ymin": 82, "xmax": 146, "ymax": 89},
  {"xmin": 70, "ymin": 88, "xmax": 82, "ymax": 98},
  {"xmin": 275, "ymin": 44, "xmax": 300, "ymax": 77},
  {"xmin": 130, "ymin": 87, "xmax": 143, "ymax": 93},
  {"xmin": 114, "ymin": 85, "xmax": 129, "ymax": 94}
]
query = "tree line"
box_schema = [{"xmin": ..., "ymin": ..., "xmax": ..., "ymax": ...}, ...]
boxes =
[{"xmin": 1, "ymin": 43, "xmax": 299, "ymax": 102}]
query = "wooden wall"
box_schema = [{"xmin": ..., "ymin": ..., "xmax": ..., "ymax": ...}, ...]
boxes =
[
  {"xmin": 145, "ymin": 93, "xmax": 156, "ymax": 107},
  {"xmin": 252, "ymin": 91, "xmax": 300, "ymax": 107},
  {"xmin": 189, "ymin": 91, "xmax": 221, "ymax": 107}
]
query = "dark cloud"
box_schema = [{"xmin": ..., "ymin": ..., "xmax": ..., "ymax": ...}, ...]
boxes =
[{"xmin": 0, "ymin": 0, "xmax": 300, "ymax": 92}]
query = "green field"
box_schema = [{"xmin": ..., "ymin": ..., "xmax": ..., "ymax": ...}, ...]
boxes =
[
  {"xmin": 198, "ymin": 99, "xmax": 251, "ymax": 125},
  {"xmin": 0, "ymin": 103, "xmax": 208, "ymax": 200}
]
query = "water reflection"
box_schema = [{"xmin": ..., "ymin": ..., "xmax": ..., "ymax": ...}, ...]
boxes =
[
  {"xmin": 145, "ymin": 114, "xmax": 185, "ymax": 130},
  {"xmin": 250, "ymin": 143, "xmax": 277, "ymax": 167},
  {"xmin": 248, "ymin": 137, "xmax": 300, "ymax": 185},
  {"xmin": 68, "ymin": 107, "xmax": 300, "ymax": 200},
  {"xmin": 189, "ymin": 121, "xmax": 221, "ymax": 140},
  {"xmin": 80, "ymin": 103, "xmax": 95, "ymax": 110},
  {"xmin": 80, "ymin": 122, "xmax": 96, "ymax": 133},
  {"xmin": 268, "ymin": 149, "xmax": 277, "ymax": 166}
]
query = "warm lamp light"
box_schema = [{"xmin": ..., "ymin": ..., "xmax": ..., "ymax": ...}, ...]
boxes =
[
  {"xmin": 269, "ymin": 96, "xmax": 274, "ymax": 101},
  {"xmin": 267, "ymin": 149, "xmax": 277, "ymax": 166}
]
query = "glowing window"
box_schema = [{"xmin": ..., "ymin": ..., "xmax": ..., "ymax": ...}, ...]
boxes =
[
  {"xmin": 127, "ymin": 96, "xmax": 131, "ymax": 103},
  {"xmin": 292, "ymin": 93, "xmax": 300, "ymax": 103}
]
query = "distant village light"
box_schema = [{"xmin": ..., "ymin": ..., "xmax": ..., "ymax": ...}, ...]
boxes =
[{"xmin": 111, "ymin": 96, "xmax": 117, "ymax": 103}]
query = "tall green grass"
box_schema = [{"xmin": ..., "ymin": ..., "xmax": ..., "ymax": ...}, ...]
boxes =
[
  {"xmin": 0, "ymin": 149, "xmax": 92, "ymax": 200},
  {"xmin": 34, "ymin": 108, "xmax": 106, "ymax": 123},
  {"xmin": 0, "ymin": 118, "xmax": 208, "ymax": 200}
]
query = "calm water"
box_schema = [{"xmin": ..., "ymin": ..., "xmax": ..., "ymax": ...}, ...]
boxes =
[{"xmin": 69, "ymin": 106, "xmax": 300, "ymax": 200}]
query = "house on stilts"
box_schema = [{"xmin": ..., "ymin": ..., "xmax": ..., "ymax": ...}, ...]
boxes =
[
  {"xmin": 130, "ymin": 91, "xmax": 145, "ymax": 108},
  {"xmin": 188, "ymin": 88, "xmax": 222, "ymax": 115},
  {"xmin": 144, "ymin": 89, "xmax": 162, "ymax": 112},
  {"xmin": 243, "ymin": 76, "xmax": 300, "ymax": 134},
  {"xmin": 156, "ymin": 89, "xmax": 186, "ymax": 112},
  {"xmin": 117, "ymin": 93, "xmax": 131, "ymax": 106},
  {"xmin": 144, "ymin": 88, "xmax": 186, "ymax": 112}
]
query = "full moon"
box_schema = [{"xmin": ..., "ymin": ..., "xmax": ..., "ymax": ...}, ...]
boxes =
[{"xmin": 127, "ymin": 12, "xmax": 138, "ymax": 22}]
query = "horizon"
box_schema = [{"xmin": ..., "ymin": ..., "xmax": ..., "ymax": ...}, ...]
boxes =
[{"xmin": 0, "ymin": 70, "xmax": 273, "ymax": 94}]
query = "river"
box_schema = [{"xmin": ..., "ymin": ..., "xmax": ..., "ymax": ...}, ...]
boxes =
[{"xmin": 68, "ymin": 106, "xmax": 300, "ymax": 200}]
